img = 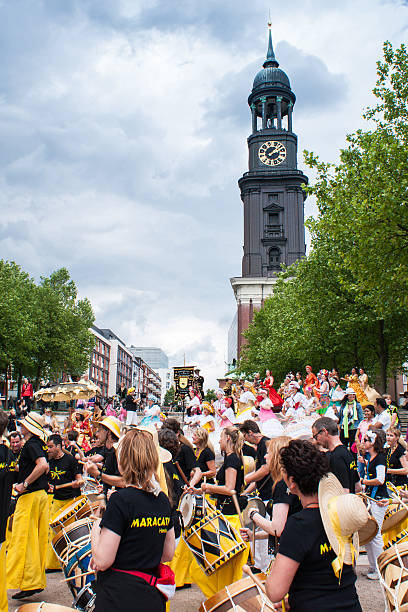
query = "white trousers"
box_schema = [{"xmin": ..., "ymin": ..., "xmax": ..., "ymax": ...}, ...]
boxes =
[
  {"xmin": 367, "ymin": 501, "xmax": 387, "ymax": 574},
  {"xmin": 126, "ymin": 410, "xmax": 138, "ymax": 426}
]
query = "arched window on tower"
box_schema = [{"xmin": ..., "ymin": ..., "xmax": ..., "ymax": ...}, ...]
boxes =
[{"xmin": 269, "ymin": 247, "xmax": 281, "ymax": 269}]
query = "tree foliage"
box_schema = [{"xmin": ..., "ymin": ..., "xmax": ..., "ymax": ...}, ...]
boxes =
[
  {"xmin": 239, "ymin": 42, "xmax": 408, "ymax": 392},
  {"xmin": 0, "ymin": 261, "xmax": 95, "ymax": 392},
  {"xmin": 163, "ymin": 386, "xmax": 175, "ymax": 407}
]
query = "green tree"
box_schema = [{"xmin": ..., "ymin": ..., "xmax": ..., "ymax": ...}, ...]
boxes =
[
  {"xmin": 204, "ymin": 389, "xmax": 216, "ymax": 402},
  {"xmin": 163, "ymin": 386, "xmax": 175, "ymax": 407},
  {"xmin": 30, "ymin": 268, "xmax": 95, "ymax": 387}
]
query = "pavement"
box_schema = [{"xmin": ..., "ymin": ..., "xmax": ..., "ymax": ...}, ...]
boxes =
[{"xmin": 7, "ymin": 554, "xmax": 385, "ymax": 611}]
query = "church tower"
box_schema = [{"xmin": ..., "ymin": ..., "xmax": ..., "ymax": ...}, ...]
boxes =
[{"xmin": 229, "ymin": 23, "xmax": 308, "ymax": 361}]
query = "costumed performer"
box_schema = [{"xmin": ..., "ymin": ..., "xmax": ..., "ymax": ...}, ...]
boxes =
[
  {"xmin": 216, "ymin": 398, "xmax": 236, "ymax": 429},
  {"xmin": 317, "ymin": 371, "xmax": 330, "ymax": 415},
  {"xmin": 265, "ymin": 440, "xmax": 364, "ymax": 611},
  {"xmin": 91, "ymin": 428, "xmax": 176, "ymax": 612},
  {"xmin": 124, "ymin": 388, "xmax": 139, "ymax": 427},
  {"xmin": 139, "ymin": 396, "xmax": 162, "ymax": 428},
  {"xmin": 342, "ymin": 368, "xmax": 369, "ymax": 407},
  {"xmin": 257, "ymin": 389, "xmax": 284, "ymax": 438},
  {"xmin": 338, "ymin": 388, "xmax": 363, "ymax": 450},
  {"xmin": 358, "ymin": 368, "xmax": 380, "ymax": 405},
  {"xmin": 262, "ymin": 370, "xmax": 283, "ymax": 411},
  {"xmin": 0, "ymin": 410, "xmax": 13, "ymax": 612},
  {"xmin": 7, "ymin": 412, "xmax": 49, "ymax": 600},
  {"xmin": 193, "ymin": 427, "xmax": 250, "ymax": 597},
  {"xmin": 46, "ymin": 433, "xmax": 83, "ymax": 571},
  {"xmin": 235, "ymin": 382, "xmax": 257, "ymax": 424},
  {"xmin": 303, "ymin": 365, "xmax": 319, "ymax": 394},
  {"xmin": 328, "ymin": 377, "xmax": 345, "ymax": 414},
  {"xmin": 199, "ymin": 402, "xmax": 219, "ymax": 455}
]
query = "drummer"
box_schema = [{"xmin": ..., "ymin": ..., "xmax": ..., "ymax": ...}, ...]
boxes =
[
  {"xmin": 385, "ymin": 427, "xmax": 408, "ymax": 487},
  {"xmin": 85, "ymin": 417, "xmax": 125, "ymax": 494},
  {"xmin": 7, "ymin": 412, "xmax": 49, "ymax": 600},
  {"xmin": 239, "ymin": 420, "xmax": 272, "ymax": 504},
  {"xmin": 0, "ymin": 409, "xmax": 13, "ymax": 612},
  {"xmin": 189, "ymin": 427, "xmax": 216, "ymax": 487},
  {"xmin": 161, "ymin": 418, "xmax": 198, "ymax": 486},
  {"xmin": 45, "ymin": 433, "xmax": 83, "ymax": 572},
  {"xmin": 240, "ymin": 436, "xmax": 302, "ymax": 564},
  {"xmin": 265, "ymin": 439, "xmax": 363, "ymax": 611},
  {"xmin": 90, "ymin": 428, "xmax": 175, "ymax": 612}
]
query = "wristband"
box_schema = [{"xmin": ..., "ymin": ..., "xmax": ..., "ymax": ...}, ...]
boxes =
[{"xmin": 23, "ymin": 481, "xmax": 29, "ymax": 489}]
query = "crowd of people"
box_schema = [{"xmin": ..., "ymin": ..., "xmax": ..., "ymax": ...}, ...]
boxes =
[{"xmin": 0, "ymin": 364, "xmax": 407, "ymax": 612}]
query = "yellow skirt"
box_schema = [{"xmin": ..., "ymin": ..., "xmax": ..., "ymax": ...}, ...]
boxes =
[
  {"xmin": 6, "ymin": 489, "xmax": 49, "ymax": 591},
  {"xmin": 0, "ymin": 543, "xmax": 7, "ymax": 612},
  {"xmin": 168, "ymin": 537, "xmax": 194, "ymax": 587},
  {"xmin": 46, "ymin": 497, "xmax": 67, "ymax": 570},
  {"xmin": 188, "ymin": 513, "xmax": 250, "ymax": 598}
]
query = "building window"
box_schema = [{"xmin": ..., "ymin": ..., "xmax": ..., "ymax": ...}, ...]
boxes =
[{"xmin": 269, "ymin": 247, "xmax": 281, "ymax": 268}]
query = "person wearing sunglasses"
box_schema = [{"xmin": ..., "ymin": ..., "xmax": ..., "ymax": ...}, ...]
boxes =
[{"xmin": 311, "ymin": 417, "xmax": 361, "ymax": 494}]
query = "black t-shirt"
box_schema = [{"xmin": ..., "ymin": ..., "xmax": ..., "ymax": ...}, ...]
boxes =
[
  {"xmin": 279, "ymin": 508, "xmax": 361, "ymax": 612},
  {"xmin": 100, "ymin": 488, "xmax": 173, "ymax": 572},
  {"xmin": 85, "ymin": 445, "xmax": 113, "ymax": 460},
  {"xmin": 328, "ymin": 445, "xmax": 360, "ymax": 493},
  {"xmin": 195, "ymin": 447, "xmax": 215, "ymax": 484},
  {"xmin": 256, "ymin": 436, "xmax": 272, "ymax": 501},
  {"xmin": 163, "ymin": 460, "xmax": 183, "ymax": 539},
  {"xmin": 268, "ymin": 479, "xmax": 302, "ymax": 554},
  {"xmin": 0, "ymin": 443, "xmax": 13, "ymax": 543},
  {"xmin": 366, "ymin": 453, "xmax": 388, "ymax": 499},
  {"xmin": 48, "ymin": 453, "xmax": 81, "ymax": 501},
  {"xmin": 125, "ymin": 395, "xmax": 137, "ymax": 412},
  {"xmin": 175, "ymin": 444, "xmax": 196, "ymax": 481},
  {"xmin": 102, "ymin": 449, "xmax": 122, "ymax": 495},
  {"xmin": 243, "ymin": 443, "xmax": 257, "ymax": 459},
  {"xmin": 66, "ymin": 444, "xmax": 79, "ymax": 459},
  {"xmin": 18, "ymin": 435, "xmax": 48, "ymax": 493},
  {"xmin": 387, "ymin": 444, "xmax": 407, "ymax": 486},
  {"xmin": 216, "ymin": 453, "xmax": 244, "ymax": 515}
]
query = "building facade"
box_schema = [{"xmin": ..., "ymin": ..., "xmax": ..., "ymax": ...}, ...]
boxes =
[
  {"xmin": 230, "ymin": 24, "xmax": 308, "ymax": 361},
  {"xmin": 128, "ymin": 346, "xmax": 169, "ymax": 370},
  {"xmin": 89, "ymin": 326, "xmax": 111, "ymax": 398},
  {"xmin": 97, "ymin": 328, "xmax": 133, "ymax": 397},
  {"xmin": 156, "ymin": 368, "xmax": 174, "ymax": 403}
]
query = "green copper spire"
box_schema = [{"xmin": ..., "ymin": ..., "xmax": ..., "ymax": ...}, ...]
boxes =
[{"xmin": 263, "ymin": 21, "xmax": 279, "ymax": 69}]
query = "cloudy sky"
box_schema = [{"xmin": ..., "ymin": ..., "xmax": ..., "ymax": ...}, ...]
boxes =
[{"xmin": 1, "ymin": 0, "xmax": 407, "ymax": 388}]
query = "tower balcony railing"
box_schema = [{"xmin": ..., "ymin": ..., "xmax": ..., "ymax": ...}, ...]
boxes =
[{"xmin": 264, "ymin": 224, "xmax": 284, "ymax": 238}]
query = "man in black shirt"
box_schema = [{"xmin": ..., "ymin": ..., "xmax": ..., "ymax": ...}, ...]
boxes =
[
  {"xmin": 312, "ymin": 416, "xmax": 361, "ymax": 494},
  {"xmin": 239, "ymin": 420, "xmax": 272, "ymax": 502},
  {"xmin": 85, "ymin": 416, "xmax": 125, "ymax": 494},
  {"xmin": 0, "ymin": 409, "xmax": 13, "ymax": 611},
  {"xmin": 46, "ymin": 434, "xmax": 83, "ymax": 571},
  {"xmin": 7, "ymin": 412, "xmax": 49, "ymax": 600}
]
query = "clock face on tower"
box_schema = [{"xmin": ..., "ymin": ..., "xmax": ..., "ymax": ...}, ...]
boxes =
[{"xmin": 258, "ymin": 141, "xmax": 287, "ymax": 166}]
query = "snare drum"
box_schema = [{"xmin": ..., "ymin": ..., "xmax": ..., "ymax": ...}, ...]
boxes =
[
  {"xmin": 199, "ymin": 574, "xmax": 267, "ymax": 611},
  {"xmin": 50, "ymin": 496, "xmax": 91, "ymax": 532},
  {"xmin": 52, "ymin": 517, "xmax": 94, "ymax": 565},
  {"xmin": 74, "ymin": 583, "xmax": 97, "ymax": 611},
  {"xmin": 179, "ymin": 494, "xmax": 214, "ymax": 530},
  {"xmin": 183, "ymin": 508, "xmax": 246, "ymax": 575},
  {"xmin": 242, "ymin": 497, "xmax": 266, "ymax": 529},
  {"xmin": 81, "ymin": 477, "xmax": 102, "ymax": 502}
]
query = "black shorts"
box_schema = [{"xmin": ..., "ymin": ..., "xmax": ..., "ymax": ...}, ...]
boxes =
[{"xmin": 95, "ymin": 569, "xmax": 166, "ymax": 612}]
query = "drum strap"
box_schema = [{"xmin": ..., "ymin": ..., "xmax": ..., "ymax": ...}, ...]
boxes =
[{"xmin": 174, "ymin": 461, "xmax": 189, "ymax": 486}]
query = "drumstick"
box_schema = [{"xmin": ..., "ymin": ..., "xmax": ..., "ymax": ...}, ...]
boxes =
[
  {"xmin": 55, "ymin": 480, "xmax": 84, "ymax": 491},
  {"xmin": 242, "ymin": 565, "xmax": 276, "ymax": 610},
  {"xmin": 252, "ymin": 521, "xmax": 256, "ymax": 566},
  {"xmin": 64, "ymin": 569, "xmax": 95, "ymax": 582},
  {"xmin": 231, "ymin": 490, "xmax": 245, "ymax": 527}
]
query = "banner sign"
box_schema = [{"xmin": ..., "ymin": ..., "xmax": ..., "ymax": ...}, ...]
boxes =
[{"xmin": 173, "ymin": 366, "xmax": 195, "ymax": 398}]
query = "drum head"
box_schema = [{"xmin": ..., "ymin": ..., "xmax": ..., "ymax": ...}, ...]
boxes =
[
  {"xmin": 382, "ymin": 505, "xmax": 408, "ymax": 534},
  {"xmin": 242, "ymin": 497, "xmax": 266, "ymax": 529},
  {"xmin": 15, "ymin": 605, "xmax": 76, "ymax": 611},
  {"xmin": 179, "ymin": 494, "xmax": 195, "ymax": 529},
  {"xmin": 74, "ymin": 581, "xmax": 97, "ymax": 611},
  {"xmin": 50, "ymin": 496, "xmax": 87, "ymax": 528},
  {"xmin": 199, "ymin": 574, "xmax": 267, "ymax": 612}
]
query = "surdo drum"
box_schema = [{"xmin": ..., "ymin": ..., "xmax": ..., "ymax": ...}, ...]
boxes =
[
  {"xmin": 199, "ymin": 574, "xmax": 270, "ymax": 612},
  {"xmin": 179, "ymin": 494, "xmax": 214, "ymax": 530},
  {"xmin": 15, "ymin": 606, "xmax": 75, "ymax": 612},
  {"xmin": 183, "ymin": 508, "xmax": 246, "ymax": 575},
  {"xmin": 377, "ymin": 541, "xmax": 408, "ymax": 612},
  {"xmin": 50, "ymin": 496, "xmax": 92, "ymax": 533}
]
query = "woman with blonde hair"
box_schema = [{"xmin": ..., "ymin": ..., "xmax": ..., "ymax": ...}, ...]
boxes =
[
  {"xmin": 91, "ymin": 428, "xmax": 175, "ymax": 611},
  {"xmin": 189, "ymin": 427, "xmax": 216, "ymax": 487},
  {"xmin": 240, "ymin": 436, "xmax": 301, "ymax": 552}
]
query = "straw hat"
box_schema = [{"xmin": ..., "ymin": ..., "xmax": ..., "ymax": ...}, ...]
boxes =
[
  {"xmin": 319, "ymin": 473, "xmax": 370, "ymax": 568},
  {"xmin": 99, "ymin": 416, "xmax": 121, "ymax": 440},
  {"xmin": 18, "ymin": 412, "xmax": 47, "ymax": 443},
  {"xmin": 134, "ymin": 424, "xmax": 172, "ymax": 463},
  {"xmin": 201, "ymin": 401, "xmax": 214, "ymax": 414}
]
